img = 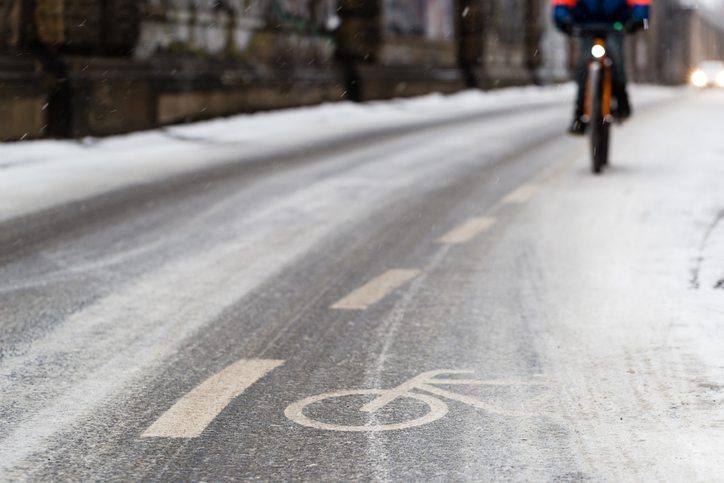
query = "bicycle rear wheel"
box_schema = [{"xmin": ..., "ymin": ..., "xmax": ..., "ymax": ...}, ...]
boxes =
[
  {"xmin": 588, "ymin": 63, "xmax": 609, "ymax": 173},
  {"xmin": 284, "ymin": 389, "xmax": 449, "ymax": 431}
]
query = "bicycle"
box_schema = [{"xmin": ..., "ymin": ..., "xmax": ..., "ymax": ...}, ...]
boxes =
[
  {"xmin": 285, "ymin": 370, "xmax": 553, "ymax": 432},
  {"xmin": 574, "ymin": 25, "xmax": 620, "ymax": 174}
]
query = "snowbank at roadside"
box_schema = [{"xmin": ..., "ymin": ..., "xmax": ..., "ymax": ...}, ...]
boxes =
[{"xmin": 0, "ymin": 83, "xmax": 686, "ymax": 224}]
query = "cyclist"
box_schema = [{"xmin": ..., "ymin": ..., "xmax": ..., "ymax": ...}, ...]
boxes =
[{"xmin": 552, "ymin": 0, "xmax": 650, "ymax": 134}]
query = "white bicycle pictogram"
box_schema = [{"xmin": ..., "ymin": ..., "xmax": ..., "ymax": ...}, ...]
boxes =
[{"xmin": 285, "ymin": 370, "xmax": 553, "ymax": 432}]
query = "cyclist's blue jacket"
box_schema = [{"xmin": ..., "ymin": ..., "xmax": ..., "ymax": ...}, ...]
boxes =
[{"xmin": 552, "ymin": 0, "xmax": 650, "ymax": 25}]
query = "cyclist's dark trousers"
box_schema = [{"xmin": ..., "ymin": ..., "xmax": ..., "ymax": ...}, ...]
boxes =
[{"xmin": 575, "ymin": 32, "xmax": 628, "ymax": 117}]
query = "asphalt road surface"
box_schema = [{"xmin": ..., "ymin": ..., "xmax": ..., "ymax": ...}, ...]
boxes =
[{"xmin": 2, "ymin": 88, "xmax": 724, "ymax": 482}]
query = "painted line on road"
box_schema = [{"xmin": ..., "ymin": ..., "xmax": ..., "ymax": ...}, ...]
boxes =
[
  {"xmin": 142, "ymin": 359, "xmax": 284, "ymax": 438},
  {"xmin": 437, "ymin": 217, "xmax": 496, "ymax": 244},
  {"xmin": 285, "ymin": 370, "xmax": 553, "ymax": 431},
  {"xmin": 330, "ymin": 269, "xmax": 421, "ymax": 310},
  {"xmin": 501, "ymin": 184, "xmax": 539, "ymax": 204}
]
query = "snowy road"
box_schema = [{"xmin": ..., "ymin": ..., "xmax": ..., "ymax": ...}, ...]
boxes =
[{"xmin": 1, "ymin": 86, "xmax": 724, "ymax": 481}]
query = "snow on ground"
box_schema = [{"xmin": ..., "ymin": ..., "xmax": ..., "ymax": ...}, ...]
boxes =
[{"xmin": 0, "ymin": 83, "xmax": 684, "ymax": 224}]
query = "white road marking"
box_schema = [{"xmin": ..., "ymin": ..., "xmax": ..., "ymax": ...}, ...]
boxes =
[
  {"xmin": 437, "ymin": 217, "xmax": 496, "ymax": 244},
  {"xmin": 330, "ymin": 269, "xmax": 421, "ymax": 310},
  {"xmin": 285, "ymin": 370, "xmax": 552, "ymax": 432},
  {"xmin": 284, "ymin": 389, "xmax": 449, "ymax": 432},
  {"xmin": 142, "ymin": 359, "xmax": 284, "ymax": 438},
  {"xmin": 502, "ymin": 184, "xmax": 539, "ymax": 204}
]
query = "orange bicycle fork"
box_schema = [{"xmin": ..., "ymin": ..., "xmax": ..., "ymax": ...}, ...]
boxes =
[{"xmin": 582, "ymin": 38, "xmax": 613, "ymax": 123}]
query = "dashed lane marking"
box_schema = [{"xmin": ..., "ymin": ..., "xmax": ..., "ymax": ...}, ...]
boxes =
[
  {"xmin": 437, "ymin": 217, "xmax": 496, "ymax": 244},
  {"xmin": 501, "ymin": 184, "xmax": 539, "ymax": 204},
  {"xmin": 330, "ymin": 269, "xmax": 421, "ymax": 310},
  {"xmin": 142, "ymin": 359, "xmax": 284, "ymax": 438}
]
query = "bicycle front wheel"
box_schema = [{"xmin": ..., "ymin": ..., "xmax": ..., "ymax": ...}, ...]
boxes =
[{"xmin": 589, "ymin": 62, "xmax": 609, "ymax": 173}]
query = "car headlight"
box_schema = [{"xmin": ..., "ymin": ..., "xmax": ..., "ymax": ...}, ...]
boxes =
[
  {"xmin": 692, "ymin": 70, "xmax": 707, "ymax": 87},
  {"xmin": 717, "ymin": 72, "xmax": 724, "ymax": 87}
]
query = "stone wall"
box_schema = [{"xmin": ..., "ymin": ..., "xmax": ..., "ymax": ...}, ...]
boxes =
[
  {"xmin": 3, "ymin": 0, "xmax": 723, "ymax": 140},
  {"xmin": 126, "ymin": 0, "xmax": 344, "ymax": 130},
  {"xmin": 623, "ymin": 0, "xmax": 724, "ymax": 86},
  {"xmin": 0, "ymin": 57, "xmax": 49, "ymax": 141},
  {"xmin": 0, "ymin": 0, "xmax": 22, "ymax": 52},
  {"xmin": 0, "ymin": 1, "xmax": 49, "ymax": 140},
  {"xmin": 623, "ymin": 0, "xmax": 683, "ymax": 85},
  {"xmin": 459, "ymin": 0, "xmax": 542, "ymax": 88},
  {"xmin": 32, "ymin": 0, "xmax": 138, "ymax": 54},
  {"xmin": 2, "ymin": 0, "xmax": 345, "ymax": 139},
  {"xmin": 536, "ymin": 0, "xmax": 569, "ymax": 83},
  {"xmin": 337, "ymin": 0, "xmax": 466, "ymax": 100},
  {"xmin": 687, "ymin": 11, "xmax": 724, "ymax": 70},
  {"xmin": 135, "ymin": 0, "xmax": 336, "ymax": 63}
]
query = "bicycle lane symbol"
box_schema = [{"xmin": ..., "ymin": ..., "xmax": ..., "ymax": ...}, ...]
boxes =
[{"xmin": 284, "ymin": 370, "xmax": 553, "ymax": 432}]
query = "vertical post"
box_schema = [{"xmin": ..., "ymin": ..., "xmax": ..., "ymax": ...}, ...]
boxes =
[
  {"xmin": 20, "ymin": 0, "xmax": 38, "ymax": 52},
  {"xmin": 525, "ymin": 0, "xmax": 542, "ymax": 82}
]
